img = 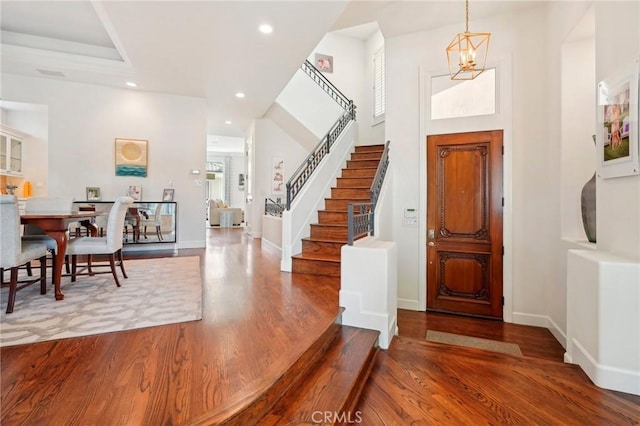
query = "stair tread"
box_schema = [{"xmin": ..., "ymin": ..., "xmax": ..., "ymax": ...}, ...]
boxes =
[
  {"xmin": 262, "ymin": 326, "xmax": 379, "ymax": 424},
  {"xmin": 311, "ymin": 223, "xmax": 348, "ymax": 228},
  {"xmin": 292, "ymin": 253, "xmax": 341, "ymax": 262},
  {"xmin": 302, "ymin": 237, "xmax": 347, "ymax": 244}
]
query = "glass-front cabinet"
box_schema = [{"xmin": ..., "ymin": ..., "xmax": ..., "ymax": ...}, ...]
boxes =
[
  {"xmin": 74, "ymin": 201, "xmax": 177, "ymax": 244},
  {"xmin": 0, "ymin": 130, "xmax": 23, "ymax": 175}
]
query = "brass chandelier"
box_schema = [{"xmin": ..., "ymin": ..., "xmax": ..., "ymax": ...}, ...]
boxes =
[{"xmin": 446, "ymin": 0, "xmax": 491, "ymax": 80}]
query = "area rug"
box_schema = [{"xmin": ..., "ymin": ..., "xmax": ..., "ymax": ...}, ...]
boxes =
[
  {"xmin": 0, "ymin": 256, "xmax": 202, "ymax": 347},
  {"xmin": 426, "ymin": 330, "xmax": 523, "ymax": 357}
]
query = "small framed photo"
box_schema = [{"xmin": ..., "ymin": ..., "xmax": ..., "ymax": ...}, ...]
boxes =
[
  {"xmin": 162, "ymin": 188, "xmax": 175, "ymax": 201},
  {"xmin": 127, "ymin": 185, "xmax": 142, "ymax": 201},
  {"xmin": 597, "ymin": 62, "xmax": 639, "ymax": 179},
  {"xmin": 315, "ymin": 53, "xmax": 333, "ymax": 73},
  {"xmin": 86, "ymin": 187, "xmax": 101, "ymax": 201}
]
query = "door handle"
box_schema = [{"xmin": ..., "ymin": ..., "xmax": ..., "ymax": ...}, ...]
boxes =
[{"xmin": 428, "ymin": 242, "xmax": 435, "ymax": 247}]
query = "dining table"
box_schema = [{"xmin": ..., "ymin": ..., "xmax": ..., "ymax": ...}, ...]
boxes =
[{"xmin": 20, "ymin": 211, "xmax": 99, "ymax": 301}]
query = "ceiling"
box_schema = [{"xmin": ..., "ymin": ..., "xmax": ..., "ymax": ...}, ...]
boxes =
[{"xmin": 1, "ymin": 1, "xmax": 542, "ymax": 141}]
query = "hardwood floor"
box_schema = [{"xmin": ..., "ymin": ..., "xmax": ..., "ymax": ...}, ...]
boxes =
[
  {"xmin": 1, "ymin": 228, "xmax": 638, "ymax": 425},
  {"xmin": 1, "ymin": 229, "xmax": 342, "ymax": 425}
]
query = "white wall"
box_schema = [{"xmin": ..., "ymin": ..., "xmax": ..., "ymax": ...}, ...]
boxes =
[
  {"xmin": 594, "ymin": 1, "xmax": 640, "ymax": 261},
  {"xmin": 309, "ymin": 32, "xmax": 366, "ymax": 121},
  {"xmin": 385, "ymin": 0, "xmax": 639, "ymax": 353},
  {"xmin": 553, "ymin": 5, "xmax": 598, "ymax": 343},
  {"xmin": 261, "ymin": 215, "xmax": 282, "ymax": 253},
  {"xmin": 386, "ymin": 3, "xmax": 595, "ymax": 325},
  {"xmin": 276, "ymin": 69, "xmax": 344, "ymax": 139},
  {"xmin": 561, "ymin": 35, "xmax": 597, "ymax": 242},
  {"xmin": 387, "ymin": 5, "xmax": 554, "ymax": 314},
  {"xmin": 310, "ymin": 31, "xmax": 388, "ymax": 146},
  {"xmin": 248, "ymin": 118, "xmax": 308, "ymax": 238},
  {"xmin": 2, "ymin": 75, "xmax": 207, "ymax": 248}
]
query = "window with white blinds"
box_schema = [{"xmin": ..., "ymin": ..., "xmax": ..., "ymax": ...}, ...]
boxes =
[{"xmin": 373, "ymin": 48, "xmax": 385, "ymax": 121}]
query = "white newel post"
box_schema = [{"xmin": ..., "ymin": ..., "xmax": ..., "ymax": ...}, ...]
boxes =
[{"xmin": 340, "ymin": 237, "xmax": 398, "ymax": 349}]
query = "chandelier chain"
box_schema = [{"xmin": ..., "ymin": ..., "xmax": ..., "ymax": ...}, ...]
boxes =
[{"xmin": 465, "ymin": 0, "xmax": 469, "ymax": 33}]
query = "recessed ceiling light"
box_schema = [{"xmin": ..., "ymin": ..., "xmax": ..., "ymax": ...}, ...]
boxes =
[
  {"xmin": 259, "ymin": 24, "xmax": 273, "ymax": 34},
  {"xmin": 235, "ymin": 92, "xmax": 245, "ymax": 99},
  {"xmin": 225, "ymin": 120, "xmax": 232, "ymax": 125},
  {"xmin": 126, "ymin": 81, "xmax": 137, "ymax": 87}
]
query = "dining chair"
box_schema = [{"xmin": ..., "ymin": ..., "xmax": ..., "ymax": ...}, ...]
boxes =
[
  {"xmin": 66, "ymin": 196, "xmax": 134, "ymax": 287},
  {"xmin": 0, "ymin": 195, "xmax": 49, "ymax": 313},
  {"xmin": 23, "ymin": 196, "xmax": 75, "ymax": 273},
  {"xmin": 141, "ymin": 204, "xmax": 163, "ymax": 240},
  {"xmin": 123, "ymin": 208, "xmax": 140, "ymax": 243}
]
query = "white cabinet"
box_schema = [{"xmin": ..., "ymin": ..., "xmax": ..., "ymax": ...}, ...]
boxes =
[{"xmin": 0, "ymin": 130, "xmax": 23, "ymax": 175}]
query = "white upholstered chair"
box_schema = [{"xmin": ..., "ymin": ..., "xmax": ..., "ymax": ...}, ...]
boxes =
[
  {"xmin": 0, "ymin": 195, "xmax": 49, "ymax": 313},
  {"xmin": 140, "ymin": 204, "xmax": 163, "ymax": 240},
  {"xmin": 66, "ymin": 196, "xmax": 134, "ymax": 287}
]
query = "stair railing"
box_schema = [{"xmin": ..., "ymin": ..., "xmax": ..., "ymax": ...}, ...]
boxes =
[
  {"xmin": 286, "ymin": 108, "xmax": 355, "ymax": 209},
  {"xmin": 286, "ymin": 61, "xmax": 357, "ymax": 210},
  {"xmin": 347, "ymin": 203, "xmax": 374, "ymax": 245},
  {"xmin": 301, "ymin": 60, "xmax": 352, "ymax": 111},
  {"xmin": 347, "ymin": 141, "xmax": 391, "ymax": 245},
  {"xmin": 264, "ymin": 197, "xmax": 284, "ymax": 217},
  {"xmin": 370, "ymin": 140, "xmax": 390, "ymax": 208}
]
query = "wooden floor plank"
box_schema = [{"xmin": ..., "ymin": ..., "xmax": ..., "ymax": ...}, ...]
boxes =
[{"xmin": 358, "ymin": 336, "xmax": 640, "ymax": 425}]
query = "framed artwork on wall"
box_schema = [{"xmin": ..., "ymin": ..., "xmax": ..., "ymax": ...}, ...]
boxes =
[
  {"xmin": 162, "ymin": 188, "xmax": 175, "ymax": 201},
  {"xmin": 597, "ymin": 61, "xmax": 639, "ymax": 179},
  {"xmin": 127, "ymin": 185, "xmax": 142, "ymax": 201},
  {"xmin": 115, "ymin": 138, "xmax": 148, "ymax": 177},
  {"xmin": 315, "ymin": 53, "xmax": 333, "ymax": 73},
  {"xmin": 271, "ymin": 157, "xmax": 284, "ymax": 195},
  {"xmin": 86, "ymin": 187, "xmax": 101, "ymax": 201}
]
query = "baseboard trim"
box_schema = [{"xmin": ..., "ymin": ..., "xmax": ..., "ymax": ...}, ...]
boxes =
[
  {"xmin": 261, "ymin": 238, "xmax": 282, "ymax": 256},
  {"xmin": 510, "ymin": 312, "xmax": 567, "ymax": 349},
  {"xmin": 397, "ymin": 298, "xmax": 419, "ymax": 311},
  {"xmin": 569, "ymin": 338, "xmax": 640, "ymax": 396},
  {"xmin": 124, "ymin": 242, "xmax": 201, "ymax": 252},
  {"xmin": 511, "ymin": 312, "xmax": 549, "ymax": 328},
  {"xmin": 546, "ymin": 316, "xmax": 567, "ymax": 349}
]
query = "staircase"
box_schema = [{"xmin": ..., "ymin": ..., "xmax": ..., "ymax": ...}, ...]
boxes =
[{"xmin": 291, "ymin": 144, "xmax": 386, "ymax": 277}]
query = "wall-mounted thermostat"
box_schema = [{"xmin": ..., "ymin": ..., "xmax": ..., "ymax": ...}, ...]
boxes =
[
  {"xmin": 404, "ymin": 208, "xmax": 417, "ymax": 218},
  {"xmin": 403, "ymin": 208, "xmax": 418, "ymax": 227}
]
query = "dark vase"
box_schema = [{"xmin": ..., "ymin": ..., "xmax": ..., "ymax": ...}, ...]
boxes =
[{"xmin": 580, "ymin": 135, "xmax": 597, "ymax": 243}]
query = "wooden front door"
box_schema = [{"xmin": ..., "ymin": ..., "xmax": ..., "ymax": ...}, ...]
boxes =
[{"xmin": 426, "ymin": 130, "xmax": 503, "ymax": 319}]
